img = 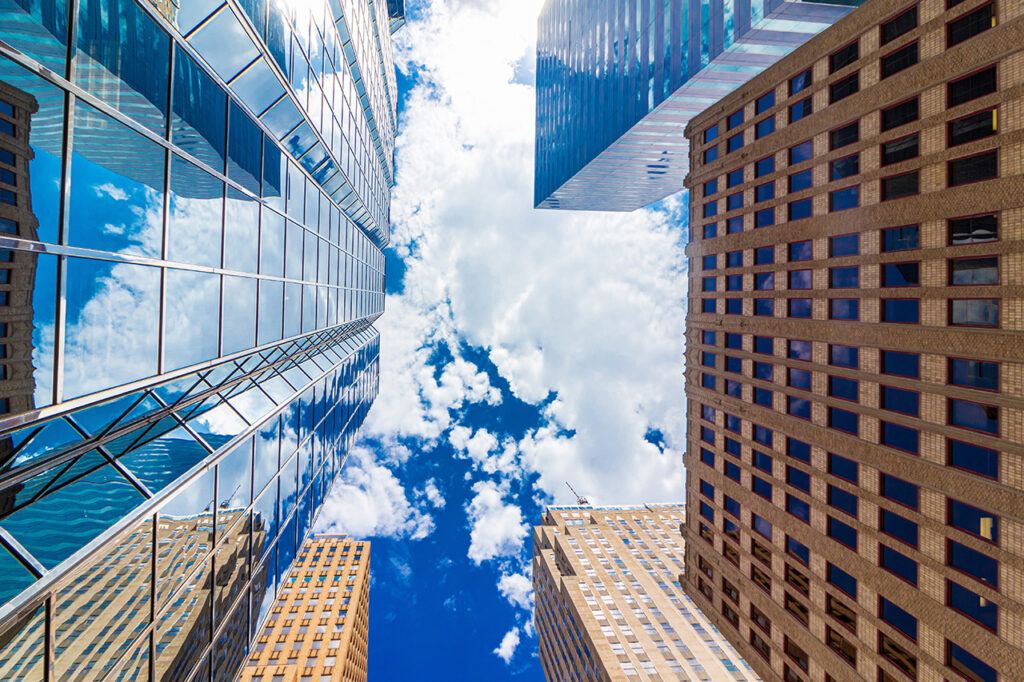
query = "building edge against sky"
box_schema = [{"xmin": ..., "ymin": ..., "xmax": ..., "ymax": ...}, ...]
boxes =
[
  {"xmin": 534, "ymin": 0, "xmax": 862, "ymax": 212},
  {"xmin": 682, "ymin": 0, "xmax": 1024, "ymax": 679},
  {"xmin": 534, "ymin": 505, "xmax": 760, "ymax": 681},
  {"xmin": 0, "ymin": 0, "xmax": 401, "ymax": 680}
]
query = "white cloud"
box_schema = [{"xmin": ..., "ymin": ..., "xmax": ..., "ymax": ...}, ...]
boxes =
[
  {"xmin": 419, "ymin": 478, "xmax": 447, "ymax": 509},
  {"xmin": 465, "ymin": 480, "xmax": 528, "ymax": 564},
  {"xmin": 493, "ymin": 626, "xmax": 520, "ymax": 664},
  {"xmin": 497, "ymin": 572, "xmax": 533, "ymax": 611},
  {"xmin": 316, "ymin": 446, "xmax": 435, "ymax": 540},
  {"xmin": 95, "ymin": 182, "xmax": 128, "ymax": 201}
]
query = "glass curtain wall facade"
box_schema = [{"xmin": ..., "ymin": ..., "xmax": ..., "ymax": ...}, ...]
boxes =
[
  {"xmin": 534, "ymin": 0, "xmax": 859, "ymax": 211},
  {"xmin": 0, "ymin": 0, "xmax": 401, "ymax": 679}
]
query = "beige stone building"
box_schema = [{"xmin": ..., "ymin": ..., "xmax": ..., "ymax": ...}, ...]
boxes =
[
  {"xmin": 534, "ymin": 504, "xmax": 759, "ymax": 681},
  {"xmin": 240, "ymin": 535, "xmax": 369, "ymax": 682},
  {"xmin": 683, "ymin": 0, "xmax": 1024, "ymax": 680}
]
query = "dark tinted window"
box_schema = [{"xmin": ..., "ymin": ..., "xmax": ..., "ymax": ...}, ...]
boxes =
[
  {"xmin": 828, "ymin": 486, "xmax": 858, "ymax": 517},
  {"xmin": 787, "ymin": 494, "xmax": 810, "ymax": 522},
  {"xmin": 882, "ymin": 386, "xmax": 919, "ymax": 415},
  {"xmin": 790, "ymin": 69, "xmax": 812, "ymax": 95},
  {"xmin": 755, "ymin": 156, "xmax": 775, "ymax": 177},
  {"xmin": 830, "ymin": 42, "xmax": 859, "ymax": 73},
  {"xmin": 787, "ymin": 467, "xmax": 810, "ymax": 493},
  {"xmin": 829, "ymin": 267, "xmax": 858, "ymax": 288},
  {"xmin": 829, "ymin": 299, "xmax": 858, "ymax": 321},
  {"xmin": 880, "ymin": 544, "xmax": 918, "ymax": 584},
  {"xmin": 830, "ymin": 74, "xmax": 859, "ymax": 104},
  {"xmin": 788, "ymin": 437, "xmax": 810, "ymax": 462},
  {"xmin": 829, "ymin": 375, "xmax": 858, "ymax": 400},
  {"xmin": 788, "ymin": 200, "xmax": 812, "ymax": 221},
  {"xmin": 881, "ymin": 134, "xmax": 919, "ymax": 165},
  {"xmin": 756, "ymin": 91, "xmax": 775, "ymax": 114},
  {"xmin": 882, "ymin": 350, "xmax": 919, "ymax": 377},
  {"xmin": 788, "ymin": 340, "xmax": 811, "ymax": 360},
  {"xmin": 726, "ymin": 168, "xmax": 743, "ymax": 187},
  {"xmin": 788, "ymin": 241, "xmax": 812, "ymax": 261},
  {"xmin": 703, "ymin": 255, "xmax": 717, "ymax": 270},
  {"xmin": 788, "ymin": 395, "xmax": 811, "ymax": 418},
  {"xmin": 755, "ymin": 273, "xmax": 773, "ymax": 291},
  {"xmin": 948, "ymin": 439, "xmax": 998, "ymax": 479},
  {"xmin": 829, "ymin": 186, "xmax": 859, "ymax": 211},
  {"xmin": 830, "ymin": 155, "xmax": 860, "ymax": 182},
  {"xmin": 881, "ymin": 98, "xmax": 918, "ymax": 131},
  {"xmin": 947, "ymin": 642, "xmax": 997, "ymax": 682},
  {"xmin": 881, "ymin": 42, "xmax": 918, "ymax": 78},
  {"xmin": 948, "ymin": 540, "xmax": 998, "ymax": 587},
  {"xmin": 727, "ymin": 250, "xmax": 743, "ymax": 267},
  {"xmin": 789, "ymin": 270, "xmax": 812, "ymax": 289},
  {"xmin": 882, "ymin": 7, "xmax": 917, "ymax": 44},
  {"xmin": 882, "ymin": 171, "xmax": 919, "ymax": 200},
  {"xmin": 756, "ymin": 117, "xmax": 775, "ymax": 139},
  {"xmin": 881, "ymin": 421, "xmax": 919, "ymax": 453},
  {"xmin": 789, "ymin": 169, "xmax": 812, "ymax": 192},
  {"xmin": 789, "ymin": 98, "xmax": 812, "ymax": 123},
  {"xmin": 950, "ymin": 214, "xmax": 997, "ymax": 244},
  {"xmin": 882, "ymin": 298, "xmax": 919, "ymax": 323},
  {"xmin": 755, "ymin": 299, "xmax": 773, "ymax": 316},
  {"xmin": 754, "ymin": 246, "xmax": 774, "ymax": 265},
  {"xmin": 881, "ymin": 509, "xmax": 919, "ymax": 547},
  {"xmin": 949, "ymin": 358, "xmax": 998, "ymax": 390},
  {"xmin": 827, "ymin": 563, "xmax": 857, "ymax": 598},
  {"xmin": 830, "ymin": 345, "xmax": 858, "ymax": 368},
  {"xmin": 950, "ymin": 256, "xmax": 998, "ymax": 285},
  {"xmin": 828, "ymin": 516, "xmax": 857, "ymax": 549},
  {"xmin": 726, "ymin": 217, "xmax": 742, "ymax": 234},
  {"xmin": 828, "ymin": 453, "xmax": 858, "ymax": 483},
  {"xmin": 882, "ymin": 262, "xmax": 919, "ymax": 287},
  {"xmin": 727, "ymin": 109, "xmax": 744, "ymax": 130},
  {"xmin": 789, "ymin": 141, "xmax": 813, "ymax": 165},
  {"xmin": 949, "ymin": 398, "xmax": 998, "ymax": 434},
  {"xmin": 949, "ymin": 110, "xmax": 997, "ymax": 146},
  {"xmin": 948, "ymin": 580, "xmax": 997, "ymax": 630},
  {"xmin": 703, "ymin": 147, "xmax": 718, "ymax": 163},
  {"xmin": 703, "ymin": 223, "xmax": 718, "ymax": 239},
  {"xmin": 787, "ymin": 536, "xmax": 810, "ymax": 564},
  {"xmin": 788, "ymin": 367, "xmax": 812, "ymax": 389},
  {"xmin": 882, "ymin": 225, "xmax": 919, "ymax": 251},
  {"xmin": 727, "ymin": 134, "xmax": 743, "ymax": 153},
  {"xmin": 881, "ymin": 474, "xmax": 919, "ymax": 509},
  {"xmin": 949, "ymin": 499, "xmax": 998, "ymax": 542},
  {"xmin": 948, "ymin": 4, "xmax": 995, "ymax": 47},
  {"xmin": 830, "ymin": 234, "xmax": 859, "ymax": 257},
  {"xmin": 948, "ymin": 66, "xmax": 997, "ymax": 107},
  {"xmin": 829, "ymin": 122, "xmax": 859, "ymax": 150},
  {"xmin": 756, "ymin": 183, "xmax": 775, "ymax": 202},
  {"xmin": 704, "ymin": 125, "xmax": 719, "ymax": 143},
  {"xmin": 880, "ymin": 598, "xmax": 918, "ymax": 641},
  {"xmin": 949, "ymin": 151, "xmax": 998, "ymax": 186},
  {"xmin": 755, "ymin": 208, "xmax": 774, "ymax": 228}
]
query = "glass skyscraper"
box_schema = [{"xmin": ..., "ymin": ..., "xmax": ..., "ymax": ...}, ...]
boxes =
[
  {"xmin": 534, "ymin": 0, "xmax": 859, "ymax": 211},
  {"xmin": 0, "ymin": 0, "xmax": 400, "ymax": 678}
]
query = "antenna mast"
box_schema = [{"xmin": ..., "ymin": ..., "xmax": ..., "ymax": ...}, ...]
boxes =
[{"xmin": 565, "ymin": 482, "xmax": 588, "ymax": 506}]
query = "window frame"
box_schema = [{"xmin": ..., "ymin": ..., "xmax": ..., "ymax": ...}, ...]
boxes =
[
  {"xmin": 946, "ymin": 2, "xmax": 997, "ymax": 48},
  {"xmin": 947, "ymin": 63, "xmax": 998, "ymax": 108},
  {"xmin": 948, "ymin": 212, "xmax": 999, "ymax": 245},
  {"xmin": 947, "ymin": 107, "xmax": 998, "ymax": 147},
  {"xmin": 948, "ymin": 254, "xmax": 999, "ymax": 286},
  {"xmin": 880, "ymin": 5, "xmax": 919, "ymax": 45},
  {"xmin": 948, "ymin": 298, "xmax": 1000, "ymax": 328},
  {"xmin": 880, "ymin": 41, "xmax": 919, "ymax": 80},
  {"xmin": 828, "ymin": 41, "xmax": 859, "ymax": 74},
  {"xmin": 881, "ymin": 298, "xmax": 920, "ymax": 324},
  {"xmin": 881, "ymin": 224, "xmax": 920, "ymax": 252},
  {"xmin": 946, "ymin": 579, "xmax": 998, "ymax": 633},
  {"xmin": 947, "ymin": 149, "xmax": 999, "ymax": 187},
  {"xmin": 880, "ymin": 170, "xmax": 920, "ymax": 201},
  {"xmin": 881, "ymin": 260, "xmax": 921, "ymax": 288}
]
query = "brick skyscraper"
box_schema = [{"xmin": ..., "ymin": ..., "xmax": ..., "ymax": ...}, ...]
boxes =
[{"xmin": 683, "ymin": 0, "xmax": 1024, "ymax": 680}]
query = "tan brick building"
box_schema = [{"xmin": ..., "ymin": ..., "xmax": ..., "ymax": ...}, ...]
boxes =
[
  {"xmin": 240, "ymin": 535, "xmax": 369, "ymax": 682},
  {"xmin": 534, "ymin": 504, "xmax": 759, "ymax": 681},
  {"xmin": 682, "ymin": 0, "xmax": 1024, "ymax": 680}
]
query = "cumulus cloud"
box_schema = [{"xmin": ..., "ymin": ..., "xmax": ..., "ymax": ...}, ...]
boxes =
[
  {"xmin": 419, "ymin": 478, "xmax": 447, "ymax": 509},
  {"xmin": 497, "ymin": 572, "xmax": 533, "ymax": 611},
  {"xmin": 466, "ymin": 480, "xmax": 529, "ymax": 563},
  {"xmin": 316, "ymin": 446, "xmax": 436, "ymax": 540},
  {"xmin": 493, "ymin": 626, "xmax": 520, "ymax": 664}
]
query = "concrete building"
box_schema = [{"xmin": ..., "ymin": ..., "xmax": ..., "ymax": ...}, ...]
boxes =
[
  {"xmin": 534, "ymin": 504, "xmax": 759, "ymax": 681},
  {"xmin": 534, "ymin": 0, "xmax": 860, "ymax": 212},
  {"xmin": 682, "ymin": 0, "xmax": 1024, "ymax": 680},
  {"xmin": 240, "ymin": 535, "xmax": 370, "ymax": 682}
]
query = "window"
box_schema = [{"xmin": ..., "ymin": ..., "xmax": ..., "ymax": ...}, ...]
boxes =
[
  {"xmin": 789, "ymin": 98, "xmax": 812, "ymax": 123},
  {"xmin": 754, "ymin": 363, "xmax": 773, "ymax": 381},
  {"xmin": 703, "ymin": 254, "xmax": 717, "ymax": 270},
  {"xmin": 727, "ymin": 217, "xmax": 742, "ymax": 234},
  {"xmin": 751, "ymin": 564, "xmax": 772, "ymax": 593},
  {"xmin": 754, "ymin": 246, "xmax": 774, "ymax": 264},
  {"xmin": 948, "ymin": 109, "xmax": 997, "ymax": 146},
  {"xmin": 829, "ymin": 186, "xmax": 858, "ymax": 211},
  {"xmin": 703, "ymin": 201, "xmax": 718, "ymax": 218},
  {"xmin": 755, "ymin": 299, "xmax": 774, "ymax": 316},
  {"xmin": 790, "ymin": 69, "xmax": 812, "ymax": 95},
  {"xmin": 726, "ymin": 299, "xmax": 743, "ymax": 314},
  {"xmin": 828, "ymin": 453, "xmax": 858, "ymax": 484},
  {"xmin": 785, "ymin": 637, "xmax": 809, "ymax": 671},
  {"xmin": 949, "ymin": 151, "xmax": 997, "ymax": 186},
  {"xmin": 753, "ymin": 450, "xmax": 773, "ymax": 472},
  {"xmin": 881, "ymin": 171, "xmax": 919, "ymax": 200},
  {"xmin": 949, "ymin": 398, "xmax": 998, "ymax": 434},
  {"xmin": 947, "ymin": 640, "xmax": 997, "ymax": 682},
  {"xmin": 950, "ymin": 256, "xmax": 998, "ymax": 285},
  {"xmin": 727, "ymin": 193, "xmax": 743, "ymax": 210},
  {"xmin": 830, "ymin": 121, "xmax": 859, "ymax": 150},
  {"xmin": 722, "ymin": 577, "xmax": 739, "ymax": 602},
  {"xmin": 948, "ymin": 438, "xmax": 998, "ymax": 479},
  {"xmin": 789, "ymin": 169, "xmax": 812, "ymax": 193},
  {"xmin": 881, "ymin": 350, "xmax": 919, "ymax": 378},
  {"xmin": 721, "ymin": 601, "xmax": 739, "ymax": 627},
  {"xmin": 700, "ymin": 480, "xmax": 714, "ymax": 499},
  {"xmin": 787, "ymin": 466, "xmax": 811, "ymax": 493},
  {"xmin": 788, "ymin": 437, "xmax": 810, "ymax": 462},
  {"xmin": 948, "ymin": 580, "xmax": 998, "ymax": 631},
  {"xmin": 785, "ymin": 593, "xmax": 809, "ymax": 626},
  {"xmin": 725, "ymin": 462, "xmax": 740, "ymax": 482},
  {"xmin": 827, "ymin": 627, "xmax": 856, "ymax": 667},
  {"xmin": 788, "ymin": 240, "xmax": 812, "ymax": 261},
  {"xmin": 788, "ymin": 270, "xmax": 812, "ymax": 290},
  {"xmin": 828, "ymin": 486, "xmax": 858, "ymax": 517},
  {"xmin": 882, "ymin": 262, "xmax": 919, "ymax": 287},
  {"xmin": 703, "ymin": 223, "xmax": 717, "ymax": 239},
  {"xmin": 948, "ymin": 66, "xmax": 997, "ymax": 107},
  {"xmin": 828, "ymin": 516, "xmax": 857, "ymax": 550},
  {"xmin": 881, "ymin": 421, "xmax": 919, "ymax": 453},
  {"xmin": 749, "ymin": 630, "xmax": 771, "ymax": 662},
  {"xmin": 754, "ymin": 155, "xmax": 775, "ymax": 178},
  {"xmin": 727, "ymin": 133, "xmax": 743, "ymax": 153},
  {"xmin": 725, "ymin": 333, "xmax": 742, "ymax": 349},
  {"xmin": 880, "ymin": 509, "xmax": 919, "ymax": 547},
  {"xmin": 787, "ymin": 200, "xmax": 811, "ymax": 221},
  {"xmin": 699, "ymin": 502, "xmax": 715, "ymax": 521},
  {"xmin": 704, "ymin": 179, "xmax": 718, "ymax": 196},
  {"xmin": 882, "ymin": 299, "xmax": 919, "ymax": 323},
  {"xmin": 789, "ymin": 140, "xmax": 813, "ymax": 165},
  {"xmin": 751, "ymin": 602, "xmax": 772, "ymax": 633},
  {"xmin": 727, "ymin": 168, "xmax": 743, "ymax": 187},
  {"xmin": 702, "ymin": 299, "xmax": 716, "ymax": 314},
  {"xmin": 881, "ymin": 386, "xmax": 919, "ymax": 416},
  {"xmin": 948, "ymin": 539, "xmax": 998, "ymax": 588},
  {"xmin": 701, "ymin": 330, "xmax": 716, "ymax": 345},
  {"xmin": 786, "ymin": 495, "xmax": 810, "ymax": 524},
  {"xmin": 881, "ymin": 134, "xmax": 919, "ymax": 166},
  {"xmin": 727, "ymin": 109, "xmax": 744, "ymax": 130},
  {"xmin": 755, "ymin": 91, "xmax": 776, "ymax": 115},
  {"xmin": 830, "ymin": 74, "xmax": 859, "ymax": 103},
  {"xmin": 703, "ymin": 146, "xmax": 718, "ymax": 163},
  {"xmin": 756, "ymin": 117, "xmax": 775, "ymax": 139},
  {"xmin": 881, "ymin": 474, "xmax": 919, "ymax": 509},
  {"xmin": 755, "ymin": 182, "xmax": 775, "ymax": 202},
  {"xmin": 724, "ymin": 519, "xmax": 740, "ymax": 543},
  {"xmin": 879, "ymin": 633, "xmax": 917, "ymax": 679},
  {"xmin": 881, "ymin": 42, "xmax": 918, "ymax": 78},
  {"xmin": 830, "ymin": 376, "xmax": 858, "ymax": 402},
  {"xmin": 829, "ymin": 299, "xmax": 858, "ymax": 321},
  {"xmin": 827, "ymin": 563, "xmax": 857, "ymax": 598},
  {"xmin": 950, "ymin": 299, "xmax": 998, "ymax": 327},
  {"xmin": 755, "ymin": 208, "xmax": 774, "ymax": 228},
  {"xmin": 754, "ymin": 335, "xmax": 773, "ymax": 354},
  {"xmin": 788, "ymin": 299, "xmax": 811, "ymax": 318},
  {"xmin": 830, "ymin": 42, "xmax": 858, "ymax": 73},
  {"xmin": 754, "ymin": 273, "xmax": 774, "ymax": 291},
  {"xmin": 829, "ymin": 267, "xmax": 859, "ymax": 288},
  {"xmin": 827, "ymin": 594, "xmax": 857, "ymax": 632},
  {"xmin": 788, "ymin": 340, "xmax": 811, "ymax": 361},
  {"xmin": 700, "ymin": 448, "xmax": 715, "ymax": 467},
  {"xmin": 786, "ymin": 564, "xmax": 810, "ymax": 597},
  {"xmin": 787, "ymin": 535, "xmax": 809, "ymax": 564},
  {"xmin": 882, "ymin": 225, "xmax": 919, "ymax": 252},
  {"xmin": 882, "ymin": 7, "xmax": 917, "ymax": 44},
  {"xmin": 723, "ymin": 543, "xmax": 740, "ymax": 566},
  {"xmin": 726, "ymin": 250, "xmax": 743, "ymax": 267},
  {"xmin": 881, "ymin": 98, "xmax": 918, "ymax": 131},
  {"xmin": 948, "ymin": 3, "xmax": 995, "ymax": 47},
  {"xmin": 880, "ymin": 598, "xmax": 918, "ymax": 641},
  {"xmin": 830, "ymin": 156, "xmax": 859, "ymax": 182},
  {"xmin": 752, "ymin": 513, "xmax": 772, "ymax": 540},
  {"xmin": 880, "ymin": 544, "xmax": 918, "ymax": 585},
  {"xmin": 704, "ymin": 125, "xmax": 719, "ymax": 143},
  {"xmin": 829, "ymin": 345, "xmax": 858, "ymax": 368},
  {"xmin": 949, "ymin": 214, "xmax": 997, "ymax": 244}
]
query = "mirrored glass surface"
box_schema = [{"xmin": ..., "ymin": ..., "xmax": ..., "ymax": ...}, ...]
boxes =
[
  {"xmin": 249, "ymin": 550, "xmax": 275, "ymax": 635},
  {"xmin": 172, "ymin": 45, "xmax": 226, "ymax": 172},
  {"xmin": 156, "ymin": 469, "xmax": 214, "ymax": 607},
  {"xmin": 155, "ymin": 558, "xmax": 211, "ymax": 682},
  {"xmin": 228, "ymin": 59, "xmax": 284, "ymax": 120},
  {"xmin": 257, "ymin": 279, "xmax": 283, "ymax": 345},
  {"xmin": 168, "ymin": 155, "xmax": 223, "ymax": 268},
  {"xmin": 212, "ymin": 592, "xmax": 249, "ymax": 682},
  {"xmin": 213, "ymin": 507, "xmax": 249, "ymax": 610},
  {"xmin": 217, "ymin": 438, "xmax": 252, "ymax": 510},
  {"xmin": 110, "ymin": 633, "xmax": 150, "ymax": 682},
  {"xmin": 0, "ymin": 603, "xmax": 45, "ymax": 680},
  {"xmin": 222, "ymin": 275, "xmax": 257, "ymax": 355},
  {"xmin": 0, "ymin": 546, "xmax": 35, "ymax": 604},
  {"xmin": 187, "ymin": 6, "xmax": 258, "ymax": 83},
  {"xmin": 165, "ymin": 268, "xmax": 221, "ymax": 370}
]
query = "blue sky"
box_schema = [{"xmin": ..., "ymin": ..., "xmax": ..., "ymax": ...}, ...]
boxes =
[{"xmin": 314, "ymin": 0, "xmax": 690, "ymax": 676}]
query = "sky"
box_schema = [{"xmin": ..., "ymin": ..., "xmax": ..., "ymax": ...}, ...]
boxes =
[{"xmin": 314, "ymin": 0, "xmax": 690, "ymax": 677}]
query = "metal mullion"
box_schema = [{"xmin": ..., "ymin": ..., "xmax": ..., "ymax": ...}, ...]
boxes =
[
  {"xmin": 0, "ymin": 526, "xmax": 45, "ymax": 578},
  {"xmin": 96, "ymin": 443, "xmax": 154, "ymax": 499}
]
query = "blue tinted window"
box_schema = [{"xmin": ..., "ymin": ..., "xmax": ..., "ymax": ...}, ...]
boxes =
[
  {"xmin": 829, "ymin": 376, "xmax": 858, "ymax": 401},
  {"xmin": 882, "ymin": 421, "xmax": 919, "ymax": 453},
  {"xmin": 701, "ymin": 426, "xmax": 715, "ymax": 443},
  {"xmin": 700, "ymin": 448, "xmax": 715, "ymax": 466},
  {"xmin": 753, "ymin": 476, "xmax": 772, "ymax": 500},
  {"xmin": 756, "ymin": 117, "xmax": 775, "ymax": 139},
  {"xmin": 753, "ymin": 449, "xmax": 773, "ymax": 471},
  {"xmin": 703, "ymin": 147, "xmax": 718, "ymax": 163},
  {"xmin": 790, "ymin": 98, "xmax": 812, "ymax": 122},
  {"xmin": 788, "ymin": 396, "xmax": 811, "ymax": 420},
  {"xmin": 701, "ymin": 330, "xmax": 716, "ymax": 345},
  {"xmin": 948, "ymin": 359, "xmax": 998, "ymax": 391},
  {"xmin": 755, "ymin": 182, "xmax": 774, "ymax": 202},
  {"xmin": 727, "ymin": 217, "xmax": 742, "ymax": 233},
  {"xmin": 701, "ymin": 352, "xmax": 715, "ymax": 367},
  {"xmin": 755, "ymin": 273, "xmax": 774, "ymax": 290},
  {"xmin": 704, "ymin": 125, "xmax": 719, "ymax": 142},
  {"xmin": 755, "ymin": 246, "xmax": 774, "ymax": 265},
  {"xmin": 827, "ymin": 563, "xmax": 857, "ymax": 597},
  {"xmin": 754, "ymin": 299, "xmax": 774, "ymax": 316},
  {"xmin": 755, "ymin": 208, "xmax": 774, "ymax": 228},
  {"xmin": 726, "ymin": 275, "xmax": 743, "ymax": 291},
  {"xmin": 725, "ymin": 461, "xmax": 741, "ymax": 482},
  {"xmin": 725, "ymin": 438, "xmax": 741, "ymax": 456},
  {"xmin": 787, "ymin": 495, "xmax": 810, "ymax": 522},
  {"xmin": 828, "ymin": 453, "xmax": 858, "ymax": 484},
  {"xmin": 828, "ymin": 486, "xmax": 858, "ymax": 517},
  {"xmin": 727, "ymin": 134, "xmax": 743, "ymax": 153},
  {"xmin": 788, "ymin": 368, "xmax": 811, "ymax": 390},
  {"xmin": 882, "ymin": 224, "xmax": 920, "ymax": 253},
  {"xmin": 949, "ymin": 399, "xmax": 998, "ymax": 434},
  {"xmin": 830, "ymin": 345, "xmax": 858, "ymax": 368},
  {"xmin": 789, "ymin": 170, "xmax": 812, "ymax": 192},
  {"xmin": 702, "ymin": 405, "xmax": 716, "ymax": 421},
  {"xmin": 703, "ymin": 254, "xmax": 717, "ymax": 270},
  {"xmin": 789, "ymin": 141, "xmax": 813, "ymax": 165},
  {"xmin": 755, "ymin": 156, "xmax": 775, "ymax": 177},
  {"xmin": 752, "ymin": 514, "xmax": 772, "ymax": 540},
  {"xmin": 788, "ymin": 299, "xmax": 812, "ymax": 318},
  {"xmin": 725, "ymin": 333, "xmax": 742, "ymax": 349},
  {"xmin": 700, "ymin": 480, "xmax": 715, "ymax": 498},
  {"xmin": 788, "ymin": 241, "xmax": 812, "ymax": 261},
  {"xmin": 948, "ymin": 580, "xmax": 997, "ymax": 630},
  {"xmin": 788, "ymin": 199, "xmax": 812, "ymax": 220},
  {"xmin": 949, "ymin": 499, "xmax": 998, "ymax": 543},
  {"xmin": 788, "ymin": 340, "xmax": 811, "ymax": 361},
  {"xmin": 882, "ymin": 299, "xmax": 919, "ymax": 323},
  {"xmin": 829, "ymin": 186, "xmax": 859, "ymax": 212},
  {"xmin": 702, "ymin": 299, "xmax": 716, "ymax": 313},
  {"xmin": 880, "ymin": 545, "xmax": 917, "ymax": 584},
  {"xmin": 726, "ymin": 299, "xmax": 742, "ymax": 315},
  {"xmin": 727, "ymin": 168, "xmax": 743, "ymax": 187},
  {"xmin": 787, "ymin": 467, "xmax": 810, "ymax": 492},
  {"xmin": 829, "ymin": 299, "xmax": 858, "ymax": 320},
  {"xmin": 728, "ymin": 109, "xmax": 744, "ymax": 129},
  {"xmin": 725, "ymin": 414, "xmax": 741, "ymax": 432},
  {"xmin": 756, "ymin": 91, "xmax": 775, "ymax": 114},
  {"xmin": 725, "ymin": 380, "xmax": 742, "ymax": 397},
  {"xmin": 703, "ymin": 223, "xmax": 718, "ymax": 239},
  {"xmin": 702, "ymin": 373, "xmax": 716, "ymax": 389},
  {"xmin": 754, "ymin": 426, "xmax": 772, "ymax": 446},
  {"xmin": 789, "ymin": 270, "xmax": 812, "ymax": 290},
  {"xmin": 948, "ymin": 642, "xmax": 996, "ymax": 682},
  {"xmin": 172, "ymin": 46, "xmax": 227, "ymax": 170},
  {"xmin": 699, "ymin": 502, "xmax": 714, "ymax": 521},
  {"xmin": 704, "ymin": 179, "xmax": 718, "ymax": 196},
  {"xmin": 724, "ymin": 495, "xmax": 740, "ymax": 517},
  {"xmin": 948, "ymin": 540, "xmax": 998, "ymax": 587},
  {"xmin": 882, "ymin": 262, "xmax": 920, "ymax": 287},
  {"xmin": 754, "ymin": 363, "xmax": 773, "ymax": 381},
  {"xmin": 727, "ymin": 193, "xmax": 743, "ymax": 210},
  {"xmin": 703, "ymin": 201, "xmax": 718, "ymax": 218},
  {"xmin": 882, "ymin": 351, "xmax": 919, "ymax": 378},
  {"xmin": 787, "ymin": 536, "xmax": 810, "ymax": 564},
  {"xmin": 829, "ymin": 407, "xmax": 858, "ymax": 434},
  {"xmin": 881, "ymin": 474, "xmax": 919, "ymax": 509},
  {"xmin": 831, "ymin": 234, "xmax": 859, "ymax": 256},
  {"xmin": 727, "ymin": 251, "xmax": 743, "ymax": 267},
  {"xmin": 948, "ymin": 439, "xmax": 998, "ymax": 479},
  {"xmin": 702, "ymin": 277, "xmax": 717, "ymax": 292},
  {"xmin": 882, "ymin": 386, "xmax": 920, "ymax": 416},
  {"xmin": 830, "ymin": 155, "xmax": 859, "ymax": 182},
  {"xmin": 881, "ymin": 510, "xmax": 918, "ymax": 547},
  {"xmin": 879, "ymin": 598, "xmax": 917, "ymax": 641}
]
